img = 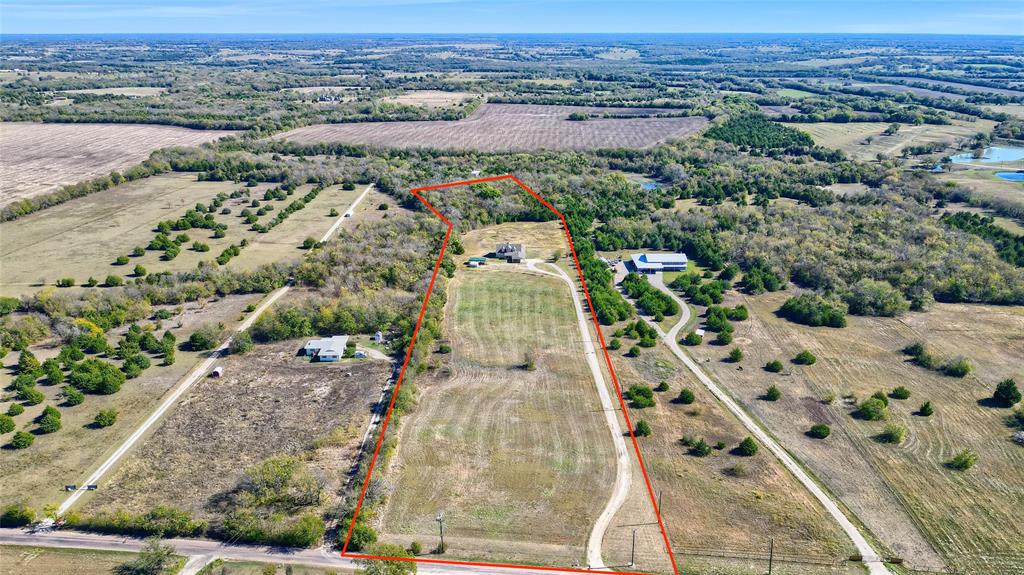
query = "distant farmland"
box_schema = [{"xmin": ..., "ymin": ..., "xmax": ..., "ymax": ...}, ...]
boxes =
[
  {"xmin": 0, "ymin": 122, "xmax": 234, "ymax": 207},
  {"xmin": 276, "ymin": 103, "xmax": 707, "ymax": 151}
]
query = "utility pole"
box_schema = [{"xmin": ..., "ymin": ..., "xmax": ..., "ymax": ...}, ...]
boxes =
[
  {"xmin": 657, "ymin": 490, "xmax": 663, "ymax": 514},
  {"xmin": 630, "ymin": 528, "xmax": 637, "ymax": 567},
  {"xmin": 767, "ymin": 537, "xmax": 774, "ymax": 575},
  {"xmin": 435, "ymin": 511, "xmax": 445, "ymax": 553}
]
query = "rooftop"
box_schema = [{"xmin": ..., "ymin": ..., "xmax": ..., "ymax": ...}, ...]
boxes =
[{"xmin": 631, "ymin": 252, "xmax": 688, "ymax": 270}]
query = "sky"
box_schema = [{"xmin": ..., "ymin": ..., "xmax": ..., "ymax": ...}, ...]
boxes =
[{"xmin": 1, "ymin": 0, "xmax": 1022, "ymax": 35}]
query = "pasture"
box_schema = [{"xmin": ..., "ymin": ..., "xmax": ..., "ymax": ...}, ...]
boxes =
[
  {"xmin": 60, "ymin": 87, "xmax": 167, "ymax": 97},
  {"xmin": 0, "ymin": 294, "xmax": 259, "ymax": 510},
  {"xmin": 0, "ymin": 122, "xmax": 234, "ymax": 207},
  {"xmin": 684, "ymin": 289, "xmax": 1024, "ymax": 574},
  {"xmin": 793, "ymin": 119, "xmax": 997, "ymax": 161},
  {"xmin": 0, "ymin": 173, "xmax": 361, "ymax": 297},
  {"xmin": 593, "ymin": 319, "xmax": 851, "ymax": 571},
  {"xmin": 383, "ymin": 90, "xmax": 475, "ymax": 108},
  {"xmin": 81, "ymin": 339, "xmax": 388, "ymax": 519},
  {"xmin": 379, "ymin": 270, "xmax": 616, "ymax": 565},
  {"xmin": 276, "ymin": 104, "xmax": 707, "ymax": 151},
  {"xmin": 0, "ymin": 545, "xmax": 175, "ymax": 575}
]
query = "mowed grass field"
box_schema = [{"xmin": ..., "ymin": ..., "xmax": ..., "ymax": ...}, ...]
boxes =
[
  {"xmin": 685, "ymin": 290, "xmax": 1024, "ymax": 574},
  {"xmin": 0, "ymin": 294, "xmax": 260, "ymax": 510},
  {"xmin": 380, "ymin": 270, "xmax": 616, "ymax": 565},
  {"xmin": 82, "ymin": 339, "xmax": 388, "ymax": 519},
  {"xmin": 0, "ymin": 545, "xmax": 178, "ymax": 575},
  {"xmin": 0, "ymin": 173, "xmax": 361, "ymax": 296},
  {"xmin": 0, "ymin": 122, "xmax": 233, "ymax": 207},
  {"xmin": 791, "ymin": 119, "xmax": 997, "ymax": 161},
  {"xmin": 459, "ymin": 220, "xmax": 568, "ymax": 263},
  {"xmin": 277, "ymin": 104, "xmax": 707, "ymax": 151}
]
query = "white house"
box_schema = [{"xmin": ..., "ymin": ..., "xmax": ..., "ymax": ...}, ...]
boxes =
[
  {"xmin": 303, "ymin": 335, "xmax": 349, "ymax": 362},
  {"xmin": 630, "ymin": 252, "xmax": 688, "ymax": 274}
]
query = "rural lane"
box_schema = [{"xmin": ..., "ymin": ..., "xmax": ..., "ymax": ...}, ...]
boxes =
[
  {"xmin": 0, "ymin": 529, "xmax": 588, "ymax": 575},
  {"xmin": 633, "ymin": 268, "xmax": 893, "ymax": 575},
  {"xmin": 527, "ymin": 260, "xmax": 632, "ymax": 570},
  {"xmin": 57, "ymin": 184, "xmax": 376, "ymax": 516}
]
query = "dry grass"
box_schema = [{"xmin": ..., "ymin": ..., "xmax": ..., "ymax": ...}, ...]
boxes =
[
  {"xmin": 459, "ymin": 220, "xmax": 567, "ymax": 262},
  {"xmin": 985, "ymin": 104, "xmax": 1024, "ymax": 119},
  {"xmin": 379, "ymin": 270, "xmax": 616, "ymax": 565},
  {"xmin": 0, "ymin": 122, "xmax": 234, "ymax": 207},
  {"xmin": 383, "ymin": 90, "xmax": 474, "ymax": 108},
  {"xmin": 934, "ymin": 169, "xmax": 1024, "ymax": 214},
  {"xmin": 207, "ymin": 560, "xmax": 354, "ymax": 575},
  {"xmin": 276, "ymin": 104, "xmax": 706, "ymax": 151},
  {"xmin": 82, "ymin": 339, "xmax": 389, "ymax": 519},
  {"xmin": 683, "ymin": 289, "xmax": 1024, "ymax": 574},
  {"xmin": 0, "ymin": 173, "xmax": 361, "ymax": 297},
  {"xmin": 60, "ymin": 87, "xmax": 167, "ymax": 97},
  {"xmin": 0, "ymin": 294, "xmax": 259, "ymax": 510},
  {"xmin": 793, "ymin": 119, "xmax": 997, "ymax": 161},
  {"xmin": 594, "ymin": 322, "xmax": 852, "ymax": 570},
  {"xmin": 0, "ymin": 545, "xmax": 174, "ymax": 575}
]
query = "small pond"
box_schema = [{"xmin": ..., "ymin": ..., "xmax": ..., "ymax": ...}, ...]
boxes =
[
  {"xmin": 949, "ymin": 146, "xmax": 1024, "ymax": 165},
  {"xmin": 995, "ymin": 172, "xmax": 1024, "ymax": 182}
]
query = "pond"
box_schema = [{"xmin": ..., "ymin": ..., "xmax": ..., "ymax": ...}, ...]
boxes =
[
  {"xmin": 995, "ymin": 172, "xmax": 1024, "ymax": 182},
  {"xmin": 949, "ymin": 146, "xmax": 1024, "ymax": 165},
  {"xmin": 640, "ymin": 182, "xmax": 659, "ymax": 190}
]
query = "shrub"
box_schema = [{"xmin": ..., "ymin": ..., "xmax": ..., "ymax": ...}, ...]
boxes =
[
  {"xmin": 18, "ymin": 349, "xmax": 41, "ymax": 375},
  {"xmin": 690, "ymin": 438, "xmax": 713, "ymax": 457},
  {"xmin": 187, "ymin": 324, "xmax": 223, "ymax": 351},
  {"xmin": 655, "ymin": 381, "xmax": 670, "ymax": 392},
  {"xmin": 736, "ymin": 436, "xmax": 758, "ymax": 456},
  {"xmin": 86, "ymin": 277, "xmax": 98, "ymax": 287},
  {"xmin": 626, "ymin": 384, "xmax": 656, "ymax": 408},
  {"xmin": 678, "ymin": 388, "xmax": 695, "ymax": 404},
  {"xmin": 765, "ymin": 360, "xmax": 783, "ymax": 373},
  {"xmin": 627, "ymin": 345, "xmax": 641, "ymax": 357},
  {"xmin": 7, "ymin": 403, "xmax": 24, "ymax": 416},
  {"xmin": 994, "ymin": 379, "xmax": 1021, "ymax": 407},
  {"xmin": 437, "ymin": 343, "xmax": 452, "ymax": 354},
  {"xmin": 856, "ymin": 397, "xmax": 888, "ymax": 421},
  {"xmin": 56, "ymin": 277, "xmax": 75, "ymax": 288},
  {"xmin": 714, "ymin": 441, "xmax": 726, "ymax": 450},
  {"xmin": 714, "ymin": 331, "xmax": 733, "ymax": 345},
  {"xmin": 377, "ymin": 202, "xmax": 388, "ymax": 210},
  {"xmin": 0, "ymin": 414, "xmax": 14, "ymax": 434},
  {"xmin": 1, "ymin": 503, "xmax": 35, "ymax": 527},
  {"xmin": 682, "ymin": 332, "xmax": 702, "ymax": 346},
  {"xmin": 132, "ymin": 246, "xmax": 145, "ymax": 257},
  {"xmin": 793, "ymin": 350, "xmax": 817, "ymax": 365},
  {"xmin": 941, "ymin": 357, "xmax": 972, "ymax": 378},
  {"xmin": 69, "ymin": 358, "xmax": 125, "ymax": 395},
  {"xmin": 8, "ymin": 431, "xmax": 34, "ymax": 449},
  {"xmin": 62, "ymin": 385, "xmax": 85, "ymax": 406},
  {"xmin": 19, "ymin": 388, "xmax": 44, "ymax": 405},
  {"xmin": 778, "ymin": 293, "xmax": 847, "ymax": 328},
  {"xmin": 409, "ymin": 541, "xmax": 423, "ymax": 555},
  {"xmin": 94, "ymin": 409, "xmax": 118, "ymax": 428},
  {"xmin": 878, "ymin": 424, "xmax": 906, "ymax": 444},
  {"xmin": 301, "ymin": 237, "xmax": 317, "ymax": 250},
  {"xmin": 229, "ymin": 331, "xmax": 254, "ymax": 355},
  {"xmin": 946, "ymin": 449, "xmax": 978, "ymax": 471},
  {"xmin": 919, "ymin": 401, "xmax": 934, "ymax": 417},
  {"xmin": 635, "ymin": 420, "xmax": 652, "ymax": 437},
  {"xmin": 38, "ymin": 413, "xmax": 61, "ymax": 434},
  {"xmin": 347, "ymin": 523, "xmax": 378, "ymax": 551},
  {"xmin": 114, "ymin": 255, "xmax": 130, "ymax": 266},
  {"xmin": 728, "ymin": 348, "xmax": 743, "ymax": 362},
  {"xmin": 723, "ymin": 463, "xmax": 748, "ymax": 477},
  {"xmin": 871, "ymin": 390, "xmax": 890, "ymax": 406},
  {"xmin": 890, "ymin": 386, "xmax": 911, "ymax": 400},
  {"xmin": 765, "ymin": 385, "xmax": 781, "ymax": 401},
  {"xmin": 808, "ymin": 423, "xmax": 831, "ymax": 439},
  {"xmin": 104, "ymin": 274, "xmax": 123, "ymax": 287},
  {"xmin": 608, "ymin": 338, "xmax": 621, "ymax": 350},
  {"xmin": 845, "ymin": 278, "xmax": 909, "ymax": 317}
]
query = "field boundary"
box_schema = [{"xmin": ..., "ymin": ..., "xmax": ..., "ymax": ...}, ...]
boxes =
[{"xmin": 340, "ymin": 174, "xmax": 680, "ymax": 575}]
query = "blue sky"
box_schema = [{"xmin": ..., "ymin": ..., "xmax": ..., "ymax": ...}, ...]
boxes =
[{"xmin": 2, "ymin": 0, "xmax": 1022, "ymax": 35}]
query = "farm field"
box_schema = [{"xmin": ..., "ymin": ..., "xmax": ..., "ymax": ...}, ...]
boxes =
[
  {"xmin": 81, "ymin": 338, "xmax": 388, "ymax": 520},
  {"xmin": 0, "ymin": 173, "xmax": 362, "ymax": 296},
  {"xmin": 775, "ymin": 88, "xmax": 816, "ymax": 99},
  {"xmin": 985, "ymin": 103, "xmax": 1024, "ymax": 119},
  {"xmin": 0, "ymin": 545, "xmax": 175, "ymax": 575},
  {"xmin": 792, "ymin": 119, "xmax": 997, "ymax": 161},
  {"xmin": 0, "ymin": 122, "xmax": 234, "ymax": 207},
  {"xmin": 0, "ymin": 294, "xmax": 260, "ymax": 510},
  {"xmin": 683, "ymin": 289, "xmax": 1024, "ymax": 574},
  {"xmin": 383, "ymin": 89, "xmax": 475, "ymax": 108},
  {"xmin": 378, "ymin": 269, "xmax": 617, "ymax": 565},
  {"xmin": 276, "ymin": 104, "xmax": 707, "ymax": 151}
]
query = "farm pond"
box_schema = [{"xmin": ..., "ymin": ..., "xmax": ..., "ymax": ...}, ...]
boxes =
[{"xmin": 949, "ymin": 145, "xmax": 1024, "ymax": 165}]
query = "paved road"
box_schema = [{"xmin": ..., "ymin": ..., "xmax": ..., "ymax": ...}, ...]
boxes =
[
  {"xmin": 57, "ymin": 184, "xmax": 376, "ymax": 516},
  {"xmin": 528, "ymin": 261, "xmax": 631, "ymax": 571},
  {"xmin": 0, "ymin": 529, "xmax": 584, "ymax": 575},
  {"xmin": 630, "ymin": 268, "xmax": 892, "ymax": 575}
]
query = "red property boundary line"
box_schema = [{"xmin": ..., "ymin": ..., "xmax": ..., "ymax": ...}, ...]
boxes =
[{"xmin": 341, "ymin": 174, "xmax": 680, "ymax": 575}]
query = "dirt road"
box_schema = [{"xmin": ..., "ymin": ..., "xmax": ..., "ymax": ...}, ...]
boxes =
[
  {"xmin": 57, "ymin": 184, "xmax": 376, "ymax": 516},
  {"xmin": 630, "ymin": 267, "xmax": 892, "ymax": 575},
  {"xmin": 527, "ymin": 260, "xmax": 631, "ymax": 570}
]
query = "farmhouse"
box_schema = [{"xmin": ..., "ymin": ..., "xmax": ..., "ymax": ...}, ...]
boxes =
[
  {"xmin": 630, "ymin": 252, "xmax": 688, "ymax": 273},
  {"xmin": 302, "ymin": 335, "xmax": 349, "ymax": 362},
  {"xmin": 495, "ymin": 242, "xmax": 526, "ymax": 263}
]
